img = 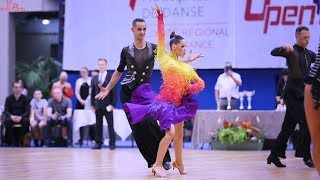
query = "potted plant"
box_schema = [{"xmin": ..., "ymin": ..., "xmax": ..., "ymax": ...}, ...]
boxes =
[
  {"xmin": 16, "ymin": 56, "xmax": 62, "ymax": 99},
  {"xmin": 209, "ymin": 120, "xmax": 264, "ymax": 150}
]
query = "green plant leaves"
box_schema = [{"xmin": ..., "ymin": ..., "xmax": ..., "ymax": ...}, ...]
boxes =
[
  {"xmin": 16, "ymin": 56, "xmax": 62, "ymax": 98},
  {"xmin": 217, "ymin": 126, "xmax": 248, "ymax": 144}
]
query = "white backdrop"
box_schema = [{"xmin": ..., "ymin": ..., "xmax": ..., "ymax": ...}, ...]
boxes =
[{"xmin": 63, "ymin": 0, "xmax": 320, "ymax": 70}]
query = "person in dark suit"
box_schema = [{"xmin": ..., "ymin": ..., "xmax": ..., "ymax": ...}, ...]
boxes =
[
  {"xmin": 94, "ymin": 18, "xmax": 172, "ymax": 170},
  {"xmin": 267, "ymin": 26, "xmax": 316, "ymax": 168},
  {"xmin": 4, "ymin": 81, "xmax": 30, "ymax": 146},
  {"xmin": 91, "ymin": 58, "xmax": 117, "ymax": 150}
]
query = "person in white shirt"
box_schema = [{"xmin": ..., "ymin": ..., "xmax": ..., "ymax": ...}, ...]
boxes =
[{"xmin": 214, "ymin": 62, "xmax": 242, "ymax": 110}]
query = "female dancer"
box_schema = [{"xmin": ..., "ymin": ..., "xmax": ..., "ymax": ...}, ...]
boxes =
[
  {"xmin": 305, "ymin": 39, "xmax": 320, "ymax": 175},
  {"xmin": 125, "ymin": 6, "xmax": 205, "ymax": 177}
]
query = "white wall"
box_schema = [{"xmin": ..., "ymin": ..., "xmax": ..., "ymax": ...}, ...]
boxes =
[{"xmin": 0, "ymin": 12, "xmax": 14, "ymax": 107}]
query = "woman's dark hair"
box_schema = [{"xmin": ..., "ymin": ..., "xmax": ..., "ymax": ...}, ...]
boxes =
[{"xmin": 169, "ymin": 31, "xmax": 184, "ymax": 48}]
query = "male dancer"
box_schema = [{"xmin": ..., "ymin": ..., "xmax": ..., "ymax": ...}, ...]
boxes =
[
  {"xmin": 267, "ymin": 26, "xmax": 316, "ymax": 168},
  {"xmin": 96, "ymin": 18, "xmax": 171, "ymax": 169}
]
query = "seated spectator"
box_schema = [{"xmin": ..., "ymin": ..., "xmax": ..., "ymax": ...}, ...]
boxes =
[
  {"xmin": 214, "ymin": 61, "xmax": 242, "ymax": 110},
  {"xmin": 47, "ymin": 88, "xmax": 73, "ymax": 147},
  {"xmin": 18, "ymin": 79, "xmax": 28, "ymax": 96},
  {"xmin": 4, "ymin": 81, "xmax": 30, "ymax": 146},
  {"xmin": 30, "ymin": 89, "xmax": 48, "ymax": 147},
  {"xmin": 51, "ymin": 71, "xmax": 73, "ymax": 99}
]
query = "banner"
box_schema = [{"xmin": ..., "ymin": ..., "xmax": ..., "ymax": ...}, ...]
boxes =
[
  {"xmin": 63, "ymin": 0, "xmax": 320, "ymax": 70},
  {"xmin": 235, "ymin": 0, "xmax": 320, "ymax": 68}
]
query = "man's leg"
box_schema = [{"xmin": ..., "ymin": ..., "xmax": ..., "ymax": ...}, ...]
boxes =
[
  {"xmin": 230, "ymin": 98, "xmax": 238, "ymax": 110},
  {"xmin": 271, "ymin": 93, "xmax": 298, "ymax": 158},
  {"xmin": 105, "ymin": 111, "xmax": 116, "ymax": 149},
  {"xmin": 219, "ymin": 99, "xmax": 228, "ymax": 110},
  {"xmin": 127, "ymin": 114, "xmax": 171, "ymax": 167},
  {"xmin": 66, "ymin": 118, "xmax": 73, "ymax": 146},
  {"xmin": 47, "ymin": 119, "xmax": 56, "ymax": 144},
  {"xmin": 20, "ymin": 118, "xmax": 30, "ymax": 146},
  {"xmin": 4, "ymin": 118, "xmax": 13, "ymax": 146},
  {"xmin": 271, "ymin": 110, "xmax": 297, "ymax": 158},
  {"xmin": 21, "ymin": 118, "xmax": 29, "ymax": 134},
  {"xmin": 268, "ymin": 93, "xmax": 297, "ymax": 167},
  {"xmin": 120, "ymin": 86, "xmax": 171, "ymax": 167},
  {"xmin": 94, "ymin": 109, "xmax": 104, "ymax": 147},
  {"xmin": 89, "ymin": 124, "xmax": 95, "ymax": 141}
]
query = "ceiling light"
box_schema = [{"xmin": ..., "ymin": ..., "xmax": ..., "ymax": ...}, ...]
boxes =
[{"xmin": 42, "ymin": 19, "xmax": 50, "ymax": 25}]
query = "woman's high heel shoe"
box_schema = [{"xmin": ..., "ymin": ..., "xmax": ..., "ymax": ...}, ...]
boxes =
[
  {"xmin": 152, "ymin": 166, "xmax": 166, "ymax": 177},
  {"xmin": 172, "ymin": 162, "xmax": 187, "ymax": 175}
]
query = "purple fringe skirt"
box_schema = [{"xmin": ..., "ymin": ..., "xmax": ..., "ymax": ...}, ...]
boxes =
[{"xmin": 125, "ymin": 83, "xmax": 199, "ymax": 131}]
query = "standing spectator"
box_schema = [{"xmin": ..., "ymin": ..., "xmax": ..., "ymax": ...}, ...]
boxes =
[
  {"xmin": 75, "ymin": 67, "xmax": 91, "ymax": 109},
  {"xmin": 214, "ymin": 62, "xmax": 242, "ymax": 110},
  {"xmin": 29, "ymin": 89, "xmax": 48, "ymax": 147},
  {"xmin": 91, "ymin": 58, "xmax": 117, "ymax": 150},
  {"xmin": 4, "ymin": 81, "xmax": 30, "ymax": 146},
  {"xmin": 75, "ymin": 67, "xmax": 95, "ymax": 146}
]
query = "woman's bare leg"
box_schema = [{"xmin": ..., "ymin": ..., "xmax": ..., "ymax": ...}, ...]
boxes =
[
  {"xmin": 305, "ymin": 84, "xmax": 320, "ymax": 175},
  {"xmin": 173, "ymin": 122, "xmax": 184, "ymax": 164},
  {"xmin": 154, "ymin": 124, "xmax": 175, "ymax": 166},
  {"xmin": 152, "ymin": 124, "xmax": 175, "ymax": 176}
]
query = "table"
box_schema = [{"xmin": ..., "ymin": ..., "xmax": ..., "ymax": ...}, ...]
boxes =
[
  {"xmin": 72, "ymin": 109, "xmax": 132, "ymax": 143},
  {"xmin": 191, "ymin": 110, "xmax": 286, "ymax": 149}
]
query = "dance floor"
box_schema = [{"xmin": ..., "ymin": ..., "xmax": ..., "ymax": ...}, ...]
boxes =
[{"xmin": 0, "ymin": 148, "xmax": 318, "ymax": 179}]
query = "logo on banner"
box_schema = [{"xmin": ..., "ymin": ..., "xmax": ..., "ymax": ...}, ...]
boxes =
[
  {"xmin": 130, "ymin": 0, "xmax": 136, "ymax": 10},
  {"xmin": 244, "ymin": 0, "xmax": 320, "ymax": 33},
  {"xmin": 0, "ymin": 0, "xmax": 25, "ymax": 12}
]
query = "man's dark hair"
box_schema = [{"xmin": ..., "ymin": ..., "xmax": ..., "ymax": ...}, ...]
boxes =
[
  {"xmin": 12, "ymin": 80, "xmax": 21, "ymax": 87},
  {"xmin": 34, "ymin": 88, "xmax": 42, "ymax": 93},
  {"xmin": 132, "ymin": 18, "xmax": 145, "ymax": 27},
  {"xmin": 295, "ymin": 26, "xmax": 309, "ymax": 36},
  {"xmin": 98, "ymin": 58, "xmax": 108, "ymax": 64}
]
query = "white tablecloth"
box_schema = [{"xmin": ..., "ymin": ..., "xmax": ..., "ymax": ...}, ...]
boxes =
[
  {"xmin": 191, "ymin": 110, "xmax": 286, "ymax": 148},
  {"xmin": 72, "ymin": 109, "xmax": 132, "ymax": 143}
]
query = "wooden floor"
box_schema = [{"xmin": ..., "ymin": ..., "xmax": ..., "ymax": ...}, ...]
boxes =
[{"xmin": 0, "ymin": 148, "xmax": 318, "ymax": 180}]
